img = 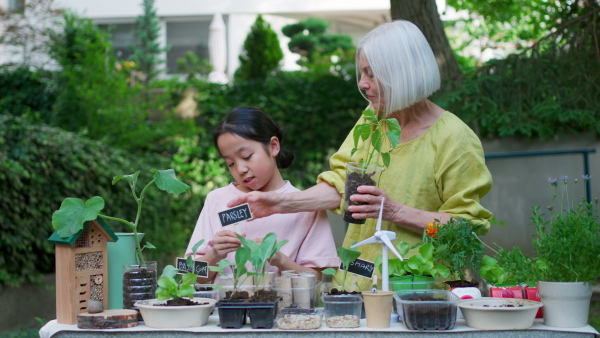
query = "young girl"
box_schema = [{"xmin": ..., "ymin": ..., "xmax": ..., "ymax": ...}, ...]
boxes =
[{"xmin": 185, "ymin": 107, "xmax": 339, "ymax": 283}]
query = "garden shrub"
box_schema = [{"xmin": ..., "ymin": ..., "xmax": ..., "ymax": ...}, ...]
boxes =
[
  {"xmin": 0, "ymin": 67, "xmax": 56, "ymax": 123},
  {"xmin": 0, "ymin": 115, "xmax": 199, "ymax": 286}
]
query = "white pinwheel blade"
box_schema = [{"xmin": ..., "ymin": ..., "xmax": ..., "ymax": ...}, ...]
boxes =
[
  {"xmin": 381, "ymin": 234, "xmax": 404, "ymax": 261},
  {"xmin": 375, "ymin": 198, "xmax": 385, "ymax": 231},
  {"xmin": 350, "ymin": 236, "xmax": 378, "ymax": 248}
]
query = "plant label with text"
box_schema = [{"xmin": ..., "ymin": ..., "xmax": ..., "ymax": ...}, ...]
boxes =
[
  {"xmin": 176, "ymin": 257, "xmax": 208, "ymax": 278},
  {"xmin": 218, "ymin": 203, "xmax": 253, "ymax": 227},
  {"xmin": 340, "ymin": 258, "xmax": 375, "ymax": 279}
]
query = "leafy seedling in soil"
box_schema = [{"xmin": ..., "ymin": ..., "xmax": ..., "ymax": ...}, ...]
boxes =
[
  {"xmin": 322, "ymin": 246, "xmax": 361, "ymax": 293},
  {"xmin": 236, "ymin": 232, "xmax": 288, "ymax": 302},
  {"xmin": 343, "ymin": 109, "xmax": 401, "ymax": 223},
  {"xmin": 155, "ymin": 240, "xmax": 208, "ymax": 306},
  {"xmin": 208, "ymin": 245, "xmax": 251, "ymax": 301}
]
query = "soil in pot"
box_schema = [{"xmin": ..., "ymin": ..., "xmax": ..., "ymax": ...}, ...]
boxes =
[
  {"xmin": 342, "ymin": 171, "xmax": 376, "ymax": 224},
  {"xmin": 156, "ymin": 298, "xmax": 210, "ymax": 306},
  {"xmin": 248, "ymin": 290, "xmax": 280, "ymax": 329},
  {"xmin": 402, "ymin": 297, "xmax": 457, "ymax": 330},
  {"xmin": 250, "ymin": 289, "xmax": 278, "ymax": 302},
  {"xmin": 327, "ymin": 288, "xmax": 361, "ymax": 296},
  {"xmin": 217, "ymin": 291, "xmax": 250, "ymax": 329}
]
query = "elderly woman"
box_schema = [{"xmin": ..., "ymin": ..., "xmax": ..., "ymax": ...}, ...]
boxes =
[{"xmin": 228, "ymin": 20, "xmax": 493, "ymax": 290}]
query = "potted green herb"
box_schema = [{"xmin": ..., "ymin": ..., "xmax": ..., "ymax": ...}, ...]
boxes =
[
  {"xmin": 135, "ymin": 240, "xmax": 217, "ymax": 328},
  {"xmin": 236, "ymin": 232, "xmax": 288, "ymax": 329},
  {"xmin": 375, "ymin": 241, "xmax": 450, "ymax": 291},
  {"xmin": 321, "ymin": 247, "xmax": 363, "ymax": 328},
  {"xmin": 51, "ymin": 168, "xmax": 190, "ymax": 312},
  {"xmin": 210, "ymin": 245, "xmax": 251, "ymax": 329},
  {"xmin": 343, "ymin": 108, "xmax": 401, "ymax": 223},
  {"xmin": 528, "ymin": 176, "xmax": 600, "ymax": 328},
  {"xmin": 422, "ymin": 218, "xmax": 485, "ymax": 289}
]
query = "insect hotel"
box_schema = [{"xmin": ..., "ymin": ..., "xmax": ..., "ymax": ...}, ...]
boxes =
[{"xmin": 48, "ymin": 218, "xmax": 118, "ymax": 324}]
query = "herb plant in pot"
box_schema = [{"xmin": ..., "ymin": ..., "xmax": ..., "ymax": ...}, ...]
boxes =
[
  {"xmin": 321, "ymin": 247, "xmax": 364, "ymax": 328},
  {"xmin": 236, "ymin": 232, "xmax": 288, "ymax": 329},
  {"xmin": 135, "ymin": 243, "xmax": 217, "ymax": 328},
  {"xmin": 529, "ymin": 176, "xmax": 600, "ymax": 328},
  {"xmin": 375, "ymin": 241, "xmax": 450, "ymax": 292},
  {"xmin": 422, "ymin": 219, "xmax": 485, "ymax": 294},
  {"xmin": 52, "ymin": 168, "xmax": 190, "ymax": 315},
  {"xmin": 210, "ymin": 247, "xmax": 251, "ymax": 329},
  {"xmin": 343, "ymin": 108, "xmax": 400, "ymax": 224}
]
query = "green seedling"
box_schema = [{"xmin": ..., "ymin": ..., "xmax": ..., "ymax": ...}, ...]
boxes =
[
  {"xmin": 322, "ymin": 246, "xmax": 361, "ymax": 292},
  {"xmin": 236, "ymin": 232, "xmax": 288, "ymax": 289}
]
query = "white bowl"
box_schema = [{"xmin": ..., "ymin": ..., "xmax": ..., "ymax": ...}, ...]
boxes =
[
  {"xmin": 458, "ymin": 297, "xmax": 543, "ymax": 330},
  {"xmin": 135, "ymin": 298, "xmax": 217, "ymax": 328}
]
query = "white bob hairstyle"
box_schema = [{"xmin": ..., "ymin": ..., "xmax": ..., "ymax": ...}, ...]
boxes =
[{"xmin": 357, "ymin": 20, "xmax": 441, "ymax": 117}]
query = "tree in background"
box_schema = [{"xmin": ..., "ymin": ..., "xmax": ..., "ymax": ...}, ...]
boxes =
[
  {"xmin": 235, "ymin": 15, "xmax": 284, "ymax": 81},
  {"xmin": 281, "ymin": 17, "xmax": 355, "ymax": 70},
  {"xmin": 129, "ymin": 0, "xmax": 168, "ymax": 86},
  {"xmin": 390, "ymin": 0, "xmax": 462, "ymax": 85}
]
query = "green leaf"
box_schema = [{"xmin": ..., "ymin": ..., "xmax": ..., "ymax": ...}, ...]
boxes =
[
  {"xmin": 384, "ymin": 118, "xmax": 401, "ymax": 147},
  {"xmin": 112, "ymin": 171, "xmax": 140, "ymax": 185},
  {"xmin": 152, "ymin": 169, "xmax": 190, "ymax": 195},
  {"xmin": 322, "ymin": 268, "xmax": 337, "ymax": 275},
  {"xmin": 337, "ymin": 247, "xmax": 361, "ymax": 269},
  {"xmin": 52, "ymin": 196, "xmax": 105, "ymax": 238},
  {"xmin": 372, "ymin": 129, "xmax": 383, "ymax": 152},
  {"xmin": 381, "ymin": 153, "xmax": 390, "ymax": 167},
  {"xmin": 396, "ymin": 241, "xmax": 410, "ymax": 256},
  {"xmin": 190, "ymin": 239, "xmax": 205, "ymax": 260},
  {"xmin": 145, "ymin": 242, "xmax": 156, "ymax": 249},
  {"xmin": 161, "ymin": 265, "xmax": 179, "ymax": 278},
  {"xmin": 178, "ymin": 284, "xmax": 195, "ymax": 298},
  {"xmin": 181, "ymin": 272, "xmax": 198, "ymax": 286}
]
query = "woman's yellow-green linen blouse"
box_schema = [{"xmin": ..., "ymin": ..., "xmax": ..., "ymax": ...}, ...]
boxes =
[{"xmin": 317, "ymin": 111, "xmax": 493, "ymax": 290}]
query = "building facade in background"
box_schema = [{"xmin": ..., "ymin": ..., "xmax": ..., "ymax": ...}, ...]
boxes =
[{"xmin": 54, "ymin": 0, "xmax": 392, "ymax": 82}]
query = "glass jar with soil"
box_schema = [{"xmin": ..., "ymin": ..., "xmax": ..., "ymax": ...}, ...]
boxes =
[
  {"xmin": 343, "ymin": 162, "xmax": 385, "ymax": 224},
  {"xmin": 322, "ymin": 293, "xmax": 363, "ymax": 328},
  {"xmin": 122, "ymin": 261, "xmax": 157, "ymax": 320}
]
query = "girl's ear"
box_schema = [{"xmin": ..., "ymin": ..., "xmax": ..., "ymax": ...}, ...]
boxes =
[{"xmin": 269, "ymin": 136, "xmax": 281, "ymax": 157}]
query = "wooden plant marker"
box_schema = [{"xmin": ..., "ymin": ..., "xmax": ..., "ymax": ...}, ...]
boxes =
[
  {"xmin": 218, "ymin": 203, "xmax": 253, "ymax": 234},
  {"xmin": 77, "ymin": 309, "xmax": 138, "ymax": 329}
]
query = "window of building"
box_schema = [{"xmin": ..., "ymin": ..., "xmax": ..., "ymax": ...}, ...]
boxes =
[
  {"xmin": 165, "ymin": 19, "xmax": 212, "ymax": 74},
  {"xmin": 97, "ymin": 23, "xmax": 136, "ymax": 60}
]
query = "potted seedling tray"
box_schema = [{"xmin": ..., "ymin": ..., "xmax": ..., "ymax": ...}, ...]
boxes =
[
  {"xmin": 394, "ymin": 289, "xmax": 459, "ymax": 331},
  {"xmin": 215, "ymin": 301, "xmax": 248, "ymax": 329},
  {"xmin": 246, "ymin": 297, "xmax": 282, "ymax": 329}
]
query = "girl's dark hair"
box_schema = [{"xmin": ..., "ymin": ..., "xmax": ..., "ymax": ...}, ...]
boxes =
[{"xmin": 213, "ymin": 106, "xmax": 294, "ymax": 169}]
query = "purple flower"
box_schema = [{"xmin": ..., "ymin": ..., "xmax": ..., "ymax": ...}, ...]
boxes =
[
  {"xmin": 548, "ymin": 177, "xmax": 558, "ymax": 187},
  {"xmin": 561, "ymin": 175, "xmax": 569, "ymax": 184},
  {"xmin": 582, "ymin": 174, "xmax": 591, "ymax": 180}
]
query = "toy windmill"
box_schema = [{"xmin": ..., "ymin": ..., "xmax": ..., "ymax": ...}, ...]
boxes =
[{"xmin": 350, "ymin": 198, "xmax": 404, "ymax": 291}]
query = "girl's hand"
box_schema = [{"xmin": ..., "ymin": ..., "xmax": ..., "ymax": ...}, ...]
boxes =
[
  {"xmin": 348, "ymin": 186, "xmax": 403, "ymax": 223},
  {"xmin": 227, "ymin": 191, "xmax": 285, "ymax": 219},
  {"xmin": 210, "ymin": 230, "xmax": 246, "ymax": 260}
]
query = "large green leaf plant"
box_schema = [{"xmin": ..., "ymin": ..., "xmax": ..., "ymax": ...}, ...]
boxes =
[{"xmin": 52, "ymin": 168, "xmax": 190, "ymax": 264}]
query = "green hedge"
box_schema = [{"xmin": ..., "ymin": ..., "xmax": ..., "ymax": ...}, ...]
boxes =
[{"xmin": 0, "ymin": 115, "xmax": 199, "ymax": 286}]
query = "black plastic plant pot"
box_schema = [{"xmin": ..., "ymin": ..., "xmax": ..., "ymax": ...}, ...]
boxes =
[
  {"xmin": 216, "ymin": 302, "xmax": 247, "ymax": 329},
  {"xmin": 247, "ymin": 299, "xmax": 280, "ymax": 329}
]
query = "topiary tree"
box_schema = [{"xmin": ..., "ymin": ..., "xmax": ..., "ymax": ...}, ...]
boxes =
[
  {"xmin": 282, "ymin": 17, "xmax": 354, "ymax": 69},
  {"xmin": 235, "ymin": 15, "xmax": 284, "ymax": 81},
  {"xmin": 129, "ymin": 0, "xmax": 168, "ymax": 86}
]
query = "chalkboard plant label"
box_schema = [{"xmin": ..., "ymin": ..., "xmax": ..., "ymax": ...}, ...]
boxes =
[
  {"xmin": 218, "ymin": 204, "xmax": 253, "ymax": 227},
  {"xmin": 176, "ymin": 258, "xmax": 209, "ymax": 278},
  {"xmin": 322, "ymin": 247, "xmax": 363, "ymax": 293}
]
